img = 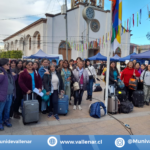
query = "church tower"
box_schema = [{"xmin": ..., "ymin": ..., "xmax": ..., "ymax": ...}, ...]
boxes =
[{"xmin": 71, "ymin": 0, "xmax": 105, "ymax": 9}]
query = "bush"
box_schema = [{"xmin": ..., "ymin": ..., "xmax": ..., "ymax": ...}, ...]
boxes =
[{"xmin": 0, "ymin": 50, "xmax": 23, "ymax": 59}]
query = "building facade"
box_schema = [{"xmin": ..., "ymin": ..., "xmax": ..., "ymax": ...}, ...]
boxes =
[{"xmin": 3, "ymin": 2, "xmax": 131, "ymax": 59}]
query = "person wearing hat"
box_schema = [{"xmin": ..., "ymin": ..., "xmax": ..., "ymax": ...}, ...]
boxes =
[{"xmin": 0, "ymin": 58, "xmax": 17, "ymax": 131}]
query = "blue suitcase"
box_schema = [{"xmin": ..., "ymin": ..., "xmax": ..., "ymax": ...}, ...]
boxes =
[{"xmin": 58, "ymin": 95, "xmax": 69, "ymax": 115}]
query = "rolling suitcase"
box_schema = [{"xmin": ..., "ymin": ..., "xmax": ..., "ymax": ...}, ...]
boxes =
[
  {"xmin": 132, "ymin": 90, "xmax": 144, "ymax": 107},
  {"xmin": 58, "ymin": 95, "xmax": 69, "ymax": 115},
  {"xmin": 108, "ymin": 94, "xmax": 118, "ymax": 114},
  {"xmin": 22, "ymin": 94, "xmax": 39, "ymax": 125},
  {"xmin": 116, "ymin": 90, "xmax": 126, "ymax": 102}
]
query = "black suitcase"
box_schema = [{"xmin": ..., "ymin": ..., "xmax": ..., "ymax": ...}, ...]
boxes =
[
  {"xmin": 116, "ymin": 90, "xmax": 126, "ymax": 102},
  {"xmin": 132, "ymin": 90, "xmax": 144, "ymax": 107}
]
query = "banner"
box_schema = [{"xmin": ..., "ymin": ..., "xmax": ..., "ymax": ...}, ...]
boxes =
[{"xmin": 1, "ymin": 135, "xmax": 150, "ymax": 150}]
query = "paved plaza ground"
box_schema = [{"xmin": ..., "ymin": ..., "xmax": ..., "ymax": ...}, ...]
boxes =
[{"xmin": 1, "ymin": 79, "xmax": 150, "ymax": 135}]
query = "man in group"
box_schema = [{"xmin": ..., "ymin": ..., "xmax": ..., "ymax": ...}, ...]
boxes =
[{"xmin": 99, "ymin": 61, "xmax": 105, "ymax": 75}]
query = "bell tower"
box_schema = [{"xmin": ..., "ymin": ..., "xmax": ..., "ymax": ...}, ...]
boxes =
[{"xmin": 71, "ymin": 0, "xmax": 105, "ymax": 9}]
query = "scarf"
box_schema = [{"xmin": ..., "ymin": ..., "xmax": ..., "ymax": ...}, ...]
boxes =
[
  {"xmin": 77, "ymin": 67, "xmax": 84, "ymax": 77},
  {"xmin": 62, "ymin": 68, "xmax": 71, "ymax": 90}
]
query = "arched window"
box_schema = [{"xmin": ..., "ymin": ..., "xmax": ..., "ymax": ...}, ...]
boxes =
[
  {"xmin": 29, "ymin": 37, "xmax": 31, "ymax": 50},
  {"xmin": 37, "ymin": 34, "xmax": 40, "ymax": 49}
]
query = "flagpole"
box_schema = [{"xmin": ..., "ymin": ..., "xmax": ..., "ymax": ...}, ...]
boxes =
[{"xmin": 105, "ymin": 1, "xmax": 113, "ymax": 114}]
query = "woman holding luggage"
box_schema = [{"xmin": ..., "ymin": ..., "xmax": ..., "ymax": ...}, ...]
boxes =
[
  {"xmin": 43, "ymin": 63, "xmax": 64, "ymax": 120},
  {"xmin": 140, "ymin": 64, "xmax": 150, "ymax": 106},
  {"xmin": 72, "ymin": 61, "xmax": 89, "ymax": 110},
  {"xmin": 0, "ymin": 58, "xmax": 17, "ymax": 130},
  {"xmin": 121, "ymin": 61, "xmax": 140, "ymax": 102},
  {"xmin": 135, "ymin": 62, "xmax": 142, "ymax": 75},
  {"xmin": 13, "ymin": 60, "xmax": 24, "ymax": 119},
  {"xmin": 60, "ymin": 60, "xmax": 72, "ymax": 104},
  {"xmin": 85, "ymin": 59, "xmax": 97, "ymax": 101},
  {"xmin": 106, "ymin": 62, "xmax": 120, "ymax": 94},
  {"xmin": 19, "ymin": 61, "xmax": 42, "ymax": 100}
]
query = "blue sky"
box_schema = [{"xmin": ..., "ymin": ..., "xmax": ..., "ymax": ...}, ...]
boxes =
[
  {"xmin": 105, "ymin": 0, "xmax": 150, "ymax": 45},
  {"xmin": 0, "ymin": 0, "xmax": 150, "ymax": 47}
]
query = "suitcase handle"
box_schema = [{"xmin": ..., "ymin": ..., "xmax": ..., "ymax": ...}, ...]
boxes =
[{"xmin": 26, "ymin": 92, "xmax": 34, "ymax": 101}]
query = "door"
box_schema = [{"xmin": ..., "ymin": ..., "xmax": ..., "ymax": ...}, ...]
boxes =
[{"xmin": 59, "ymin": 48, "xmax": 71, "ymax": 60}]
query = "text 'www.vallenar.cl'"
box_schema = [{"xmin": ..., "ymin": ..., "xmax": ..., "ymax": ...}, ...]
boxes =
[{"xmin": 60, "ymin": 140, "xmax": 102, "ymax": 145}]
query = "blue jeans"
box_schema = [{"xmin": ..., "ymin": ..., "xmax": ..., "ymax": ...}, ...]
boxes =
[
  {"xmin": 87, "ymin": 78, "xmax": 94, "ymax": 96},
  {"xmin": 74, "ymin": 89, "xmax": 84, "ymax": 105},
  {"xmin": 0, "ymin": 95, "xmax": 13, "ymax": 124}
]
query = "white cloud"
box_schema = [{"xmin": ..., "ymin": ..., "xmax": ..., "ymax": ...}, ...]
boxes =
[{"xmin": 0, "ymin": 0, "xmax": 71, "ymax": 45}]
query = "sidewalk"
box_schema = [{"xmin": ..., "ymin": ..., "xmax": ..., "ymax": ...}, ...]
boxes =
[{"xmin": 0, "ymin": 80, "xmax": 150, "ymax": 135}]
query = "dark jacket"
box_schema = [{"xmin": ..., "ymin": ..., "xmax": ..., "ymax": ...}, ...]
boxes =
[
  {"xmin": 105, "ymin": 68, "xmax": 119, "ymax": 85},
  {"xmin": 43, "ymin": 71, "xmax": 64, "ymax": 92},
  {"xmin": 19, "ymin": 69, "xmax": 42, "ymax": 94},
  {"xmin": 0, "ymin": 67, "xmax": 17, "ymax": 102}
]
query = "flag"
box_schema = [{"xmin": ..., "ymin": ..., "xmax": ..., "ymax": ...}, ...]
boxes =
[
  {"xmin": 139, "ymin": 9, "xmax": 142, "ymax": 24},
  {"xmin": 124, "ymin": 21, "xmax": 126, "ymax": 33},
  {"xmin": 137, "ymin": 12, "xmax": 138, "ymax": 27},
  {"xmin": 127, "ymin": 19, "xmax": 129, "ymax": 32},
  {"xmin": 133, "ymin": 14, "xmax": 134, "ymax": 27},
  {"xmin": 111, "ymin": 0, "xmax": 122, "ymax": 52}
]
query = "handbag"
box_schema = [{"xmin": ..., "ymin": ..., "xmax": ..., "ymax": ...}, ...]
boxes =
[
  {"xmin": 88, "ymin": 67, "xmax": 95, "ymax": 82},
  {"xmin": 128, "ymin": 70, "xmax": 138, "ymax": 90},
  {"xmin": 117, "ymin": 79, "xmax": 125, "ymax": 89}
]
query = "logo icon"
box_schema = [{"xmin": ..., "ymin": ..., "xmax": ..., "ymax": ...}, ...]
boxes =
[
  {"xmin": 47, "ymin": 136, "xmax": 58, "ymax": 147},
  {"xmin": 128, "ymin": 139, "xmax": 133, "ymax": 144},
  {"xmin": 115, "ymin": 138, "xmax": 125, "ymax": 148}
]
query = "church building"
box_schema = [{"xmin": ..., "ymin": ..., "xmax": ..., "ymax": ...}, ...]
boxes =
[{"xmin": 3, "ymin": 0, "xmax": 131, "ymax": 59}]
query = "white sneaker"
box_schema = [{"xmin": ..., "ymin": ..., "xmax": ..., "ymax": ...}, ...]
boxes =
[
  {"xmin": 73, "ymin": 105, "xmax": 76, "ymax": 110},
  {"xmin": 78, "ymin": 105, "xmax": 82, "ymax": 110}
]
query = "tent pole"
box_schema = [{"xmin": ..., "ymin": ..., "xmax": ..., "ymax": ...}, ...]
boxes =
[{"xmin": 105, "ymin": 1, "xmax": 112, "ymax": 115}]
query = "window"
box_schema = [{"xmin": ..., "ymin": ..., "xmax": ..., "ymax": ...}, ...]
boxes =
[
  {"xmin": 29, "ymin": 37, "xmax": 31, "ymax": 50},
  {"xmin": 37, "ymin": 34, "xmax": 40, "ymax": 49}
]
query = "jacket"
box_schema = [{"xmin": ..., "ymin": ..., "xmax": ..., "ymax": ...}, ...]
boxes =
[
  {"xmin": 140, "ymin": 70, "xmax": 150, "ymax": 86},
  {"xmin": 43, "ymin": 71, "xmax": 64, "ymax": 92},
  {"xmin": 107, "ymin": 69, "xmax": 119, "ymax": 85},
  {"xmin": 19, "ymin": 69, "xmax": 42, "ymax": 94},
  {"xmin": 0, "ymin": 67, "xmax": 17, "ymax": 102},
  {"xmin": 85, "ymin": 65, "xmax": 97, "ymax": 78},
  {"xmin": 72, "ymin": 68, "xmax": 89, "ymax": 91},
  {"xmin": 121, "ymin": 67, "xmax": 140, "ymax": 86}
]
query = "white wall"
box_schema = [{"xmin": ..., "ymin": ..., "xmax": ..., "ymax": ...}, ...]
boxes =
[
  {"xmin": 4, "ymin": 22, "xmax": 46, "ymax": 57},
  {"xmin": 46, "ymin": 5, "xmax": 130, "ymax": 59}
]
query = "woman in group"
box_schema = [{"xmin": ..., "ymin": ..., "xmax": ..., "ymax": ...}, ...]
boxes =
[
  {"xmin": 38, "ymin": 59, "xmax": 48, "ymax": 79},
  {"xmin": 10, "ymin": 60, "xmax": 16, "ymax": 71},
  {"xmin": 106, "ymin": 62, "xmax": 120, "ymax": 94},
  {"xmin": 141, "ymin": 64, "xmax": 146, "ymax": 73},
  {"xmin": 33, "ymin": 62, "xmax": 40, "ymax": 72},
  {"xmin": 72, "ymin": 61, "xmax": 89, "ymax": 110},
  {"xmin": 43, "ymin": 63, "xmax": 64, "ymax": 120},
  {"xmin": 60, "ymin": 60, "xmax": 72, "ymax": 104},
  {"xmin": 121, "ymin": 61, "xmax": 140, "ymax": 102},
  {"xmin": 85, "ymin": 59, "xmax": 97, "ymax": 101},
  {"xmin": 22, "ymin": 60, "xmax": 27, "ymax": 70},
  {"xmin": 19, "ymin": 61, "xmax": 42, "ymax": 100},
  {"xmin": 135, "ymin": 62, "xmax": 142, "ymax": 75},
  {"xmin": 69, "ymin": 59, "xmax": 74, "ymax": 71},
  {"xmin": 140, "ymin": 64, "xmax": 150, "ymax": 106},
  {"xmin": 0, "ymin": 58, "xmax": 17, "ymax": 130},
  {"xmin": 13, "ymin": 60, "xmax": 24, "ymax": 119},
  {"xmin": 58, "ymin": 60, "xmax": 63, "ymax": 69}
]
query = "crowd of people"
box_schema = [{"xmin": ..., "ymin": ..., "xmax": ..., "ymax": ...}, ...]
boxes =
[
  {"xmin": 0, "ymin": 57, "xmax": 149, "ymax": 131},
  {"xmin": 0, "ymin": 57, "xmax": 98, "ymax": 131},
  {"xmin": 101, "ymin": 60, "xmax": 150, "ymax": 106}
]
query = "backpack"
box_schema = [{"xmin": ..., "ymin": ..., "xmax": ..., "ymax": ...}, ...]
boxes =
[
  {"xmin": 89, "ymin": 102, "xmax": 106, "ymax": 118},
  {"xmin": 119, "ymin": 101, "xmax": 134, "ymax": 113}
]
